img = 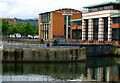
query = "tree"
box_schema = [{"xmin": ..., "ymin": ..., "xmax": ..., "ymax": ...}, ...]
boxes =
[
  {"xmin": 7, "ymin": 22, "xmax": 38, "ymax": 38},
  {"xmin": 21, "ymin": 22, "xmax": 33, "ymax": 37},
  {"xmin": 35, "ymin": 26, "xmax": 38, "ymax": 35},
  {"xmin": 32, "ymin": 25, "xmax": 38, "ymax": 36},
  {"xmin": 2, "ymin": 19, "xmax": 9, "ymax": 35},
  {"xmin": 8, "ymin": 22, "xmax": 21, "ymax": 35}
]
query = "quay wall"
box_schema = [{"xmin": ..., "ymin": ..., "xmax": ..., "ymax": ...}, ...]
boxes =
[
  {"xmin": 60, "ymin": 44, "xmax": 113, "ymax": 57},
  {"xmin": 1, "ymin": 47, "xmax": 86, "ymax": 62},
  {"xmin": 83, "ymin": 45, "xmax": 112, "ymax": 56},
  {"xmin": 111, "ymin": 46, "xmax": 120, "ymax": 56}
]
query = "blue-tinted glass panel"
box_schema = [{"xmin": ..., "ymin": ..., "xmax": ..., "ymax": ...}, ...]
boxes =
[
  {"xmin": 72, "ymin": 29, "xmax": 82, "ymax": 39},
  {"xmin": 85, "ymin": 20, "xmax": 88, "ymax": 40},
  {"xmin": 41, "ymin": 13, "xmax": 50, "ymax": 23},
  {"xmin": 113, "ymin": 17, "xmax": 120, "ymax": 24},
  {"xmin": 73, "ymin": 21, "xmax": 82, "ymax": 26},
  {"xmin": 93, "ymin": 18, "xmax": 98, "ymax": 40},
  {"xmin": 64, "ymin": 15, "xmax": 71, "ymax": 38},
  {"xmin": 112, "ymin": 28, "xmax": 120, "ymax": 41},
  {"xmin": 104, "ymin": 17, "xmax": 108, "ymax": 41}
]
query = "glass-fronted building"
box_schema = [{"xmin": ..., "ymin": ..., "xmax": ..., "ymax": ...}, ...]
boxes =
[
  {"xmin": 38, "ymin": 8, "xmax": 82, "ymax": 40},
  {"xmin": 82, "ymin": 1, "xmax": 120, "ymax": 44},
  {"xmin": 70, "ymin": 19, "xmax": 82, "ymax": 41}
]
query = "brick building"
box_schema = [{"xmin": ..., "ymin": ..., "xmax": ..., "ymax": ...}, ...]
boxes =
[
  {"xmin": 0, "ymin": 18, "xmax": 15, "ymax": 25},
  {"xmin": 38, "ymin": 8, "xmax": 82, "ymax": 40}
]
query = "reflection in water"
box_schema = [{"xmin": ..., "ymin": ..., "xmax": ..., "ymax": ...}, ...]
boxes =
[
  {"xmin": 2, "ymin": 62, "xmax": 86, "ymax": 81},
  {"xmin": 2, "ymin": 57, "xmax": 120, "ymax": 82},
  {"xmin": 86, "ymin": 57, "xmax": 120, "ymax": 82}
]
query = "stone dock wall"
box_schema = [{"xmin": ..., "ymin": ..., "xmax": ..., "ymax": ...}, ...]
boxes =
[
  {"xmin": 111, "ymin": 45, "xmax": 120, "ymax": 56},
  {"xmin": 60, "ymin": 44, "xmax": 113, "ymax": 57},
  {"xmin": 2, "ymin": 47, "xmax": 86, "ymax": 62}
]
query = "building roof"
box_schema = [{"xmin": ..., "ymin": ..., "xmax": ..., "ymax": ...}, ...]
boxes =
[
  {"xmin": 39, "ymin": 12, "xmax": 50, "ymax": 15},
  {"xmin": 0, "ymin": 18, "xmax": 14, "ymax": 20},
  {"xmin": 54, "ymin": 8, "xmax": 81, "ymax": 12},
  {"xmin": 84, "ymin": 1, "xmax": 120, "ymax": 8},
  {"xmin": 110, "ymin": 13, "xmax": 120, "ymax": 18},
  {"xmin": 39, "ymin": 8, "xmax": 81, "ymax": 15}
]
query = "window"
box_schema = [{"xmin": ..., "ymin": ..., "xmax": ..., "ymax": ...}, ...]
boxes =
[
  {"xmin": 93, "ymin": 18, "xmax": 98, "ymax": 40},
  {"xmin": 64, "ymin": 15, "xmax": 71, "ymax": 38},
  {"xmin": 41, "ymin": 13, "xmax": 50, "ymax": 23},
  {"xmin": 113, "ymin": 17, "xmax": 120, "ymax": 24},
  {"xmin": 104, "ymin": 17, "xmax": 108, "ymax": 40},
  {"xmin": 85, "ymin": 20, "xmax": 88, "ymax": 40},
  {"xmin": 112, "ymin": 28, "xmax": 120, "ymax": 41},
  {"xmin": 88, "ymin": 5, "xmax": 113, "ymax": 12},
  {"xmin": 73, "ymin": 21, "xmax": 82, "ymax": 26},
  {"xmin": 72, "ymin": 30, "xmax": 82, "ymax": 39}
]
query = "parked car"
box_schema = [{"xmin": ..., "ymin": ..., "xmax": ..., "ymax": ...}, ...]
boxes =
[
  {"xmin": 34, "ymin": 35, "xmax": 39, "ymax": 39},
  {"xmin": 28, "ymin": 35, "xmax": 33, "ymax": 39},
  {"xmin": 9, "ymin": 35, "xmax": 15, "ymax": 38},
  {"xmin": 15, "ymin": 33, "xmax": 21, "ymax": 38}
]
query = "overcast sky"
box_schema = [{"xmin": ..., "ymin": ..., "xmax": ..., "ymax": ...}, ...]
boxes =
[{"xmin": 0, "ymin": 0, "xmax": 116, "ymax": 19}]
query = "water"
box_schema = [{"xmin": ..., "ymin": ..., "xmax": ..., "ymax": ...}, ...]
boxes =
[{"xmin": 2, "ymin": 57, "xmax": 120, "ymax": 82}]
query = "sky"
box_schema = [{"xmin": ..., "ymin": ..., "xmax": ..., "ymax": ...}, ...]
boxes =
[{"xmin": 0, "ymin": 0, "xmax": 116, "ymax": 19}]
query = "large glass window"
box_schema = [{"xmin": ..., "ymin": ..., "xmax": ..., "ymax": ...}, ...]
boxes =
[
  {"xmin": 64, "ymin": 15, "xmax": 71, "ymax": 38},
  {"xmin": 104, "ymin": 17, "xmax": 108, "ymax": 41},
  {"xmin": 73, "ymin": 21, "xmax": 82, "ymax": 26},
  {"xmin": 41, "ymin": 13, "xmax": 50, "ymax": 23},
  {"xmin": 72, "ymin": 29, "xmax": 82, "ymax": 39},
  {"xmin": 93, "ymin": 18, "xmax": 98, "ymax": 40},
  {"xmin": 88, "ymin": 5, "xmax": 113, "ymax": 12},
  {"xmin": 85, "ymin": 20, "xmax": 88, "ymax": 40},
  {"xmin": 113, "ymin": 17, "xmax": 120, "ymax": 24},
  {"xmin": 112, "ymin": 28, "xmax": 120, "ymax": 41}
]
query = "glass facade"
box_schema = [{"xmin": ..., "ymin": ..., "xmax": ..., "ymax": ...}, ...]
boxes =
[
  {"xmin": 112, "ymin": 28, "xmax": 120, "ymax": 41},
  {"xmin": 103, "ymin": 17, "xmax": 108, "ymax": 41},
  {"xmin": 41, "ymin": 13, "xmax": 50, "ymax": 23},
  {"xmin": 73, "ymin": 21, "xmax": 82, "ymax": 26},
  {"xmin": 72, "ymin": 30, "xmax": 82, "ymax": 39},
  {"xmin": 72, "ymin": 21, "xmax": 82, "ymax": 40},
  {"xmin": 93, "ymin": 18, "xmax": 99, "ymax": 40},
  {"xmin": 112, "ymin": 17, "xmax": 120, "ymax": 41},
  {"xmin": 64, "ymin": 15, "xmax": 71, "ymax": 38},
  {"xmin": 88, "ymin": 5, "xmax": 113, "ymax": 12},
  {"xmin": 41, "ymin": 13, "xmax": 50, "ymax": 40},
  {"xmin": 113, "ymin": 17, "xmax": 120, "ymax": 24},
  {"xmin": 85, "ymin": 20, "xmax": 88, "ymax": 40}
]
